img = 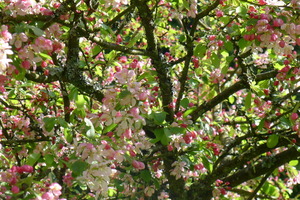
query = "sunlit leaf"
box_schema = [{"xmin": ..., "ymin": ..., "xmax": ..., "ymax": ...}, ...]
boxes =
[{"xmin": 267, "ymin": 135, "xmax": 279, "ymax": 148}]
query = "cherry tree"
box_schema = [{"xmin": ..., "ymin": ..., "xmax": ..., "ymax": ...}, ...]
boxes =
[{"xmin": 1, "ymin": 0, "xmax": 300, "ymax": 199}]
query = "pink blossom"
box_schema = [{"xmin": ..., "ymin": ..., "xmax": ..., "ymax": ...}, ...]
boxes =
[
  {"xmin": 42, "ymin": 192, "xmax": 55, "ymax": 200},
  {"xmin": 138, "ymin": 92, "xmax": 148, "ymax": 101},
  {"xmin": 123, "ymin": 129, "xmax": 132, "ymax": 139},
  {"xmin": 216, "ymin": 10, "xmax": 223, "ymax": 17},
  {"xmin": 0, "ymin": 39, "xmax": 13, "ymax": 73},
  {"xmin": 63, "ymin": 173, "xmax": 74, "ymax": 187},
  {"xmin": 118, "ymin": 56, "xmax": 127, "ymax": 63},
  {"xmin": 40, "ymin": 7, "xmax": 53, "ymax": 16},
  {"xmin": 273, "ymin": 18, "xmax": 284, "ymax": 27},
  {"xmin": 20, "ymin": 165, "xmax": 33, "ymax": 173},
  {"xmin": 258, "ymin": 0, "xmax": 267, "ymax": 5},
  {"xmin": 49, "ymin": 183, "xmax": 62, "ymax": 196},
  {"xmin": 129, "ymin": 107, "xmax": 143, "ymax": 119},
  {"xmin": 210, "ymin": 69, "xmax": 224, "ymax": 84},
  {"xmin": 35, "ymin": 37, "xmax": 53, "ymax": 52},
  {"xmin": 1, "ymin": 26, "xmax": 12, "ymax": 42}
]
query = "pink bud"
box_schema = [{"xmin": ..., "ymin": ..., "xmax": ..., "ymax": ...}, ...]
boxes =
[
  {"xmin": 217, "ymin": 40, "xmax": 224, "ymax": 47},
  {"xmin": 41, "ymin": 61, "xmax": 48, "ymax": 68},
  {"xmin": 208, "ymin": 35, "xmax": 216, "ymax": 41},
  {"xmin": 11, "ymin": 186, "xmax": 19, "ymax": 194},
  {"xmin": 279, "ymin": 40, "xmax": 285, "ymax": 48},
  {"xmin": 167, "ymin": 145, "xmax": 173, "ymax": 151},
  {"xmin": 22, "ymin": 60, "xmax": 31, "ymax": 69},
  {"xmin": 116, "ymin": 35, "xmax": 123, "ymax": 43},
  {"xmin": 263, "ymin": 89, "xmax": 270, "ymax": 96},
  {"xmin": 192, "ymin": 58, "xmax": 199, "ymax": 68},
  {"xmin": 291, "ymin": 113, "xmax": 298, "ymax": 121}
]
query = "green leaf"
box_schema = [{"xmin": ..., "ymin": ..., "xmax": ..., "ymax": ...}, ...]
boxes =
[
  {"xmin": 64, "ymin": 128, "xmax": 73, "ymax": 143},
  {"xmin": 28, "ymin": 25, "xmax": 44, "ymax": 36},
  {"xmin": 168, "ymin": 127, "xmax": 185, "ymax": 134},
  {"xmin": 238, "ymin": 38, "xmax": 250, "ymax": 49},
  {"xmin": 211, "ymin": 53, "xmax": 220, "ymax": 68},
  {"xmin": 75, "ymin": 95, "xmax": 85, "ymax": 108},
  {"xmin": 161, "ymin": 128, "xmax": 172, "ymax": 145},
  {"xmin": 183, "ymin": 107, "xmax": 196, "ymax": 117},
  {"xmin": 267, "ymin": 135, "xmax": 279, "ymax": 148},
  {"xmin": 153, "ymin": 112, "xmax": 167, "ymax": 125},
  {"xmin": 289, "ymin": 160, "xmax": 299, "ymax": 166},
  {"xmin": 194, "ymin": 44, "xmax": 206, "ymax": 58},
  {"xmin": 58, "ymin": 117, "xmax": 68, "ymax": 128},
  {"xmin": 202, "ymin": 156, "xmax": 213, "ymax": 173},
  {"xmin": 44, "ymin": 154, "xmax": 55, "ymax": 166},
  {"xmin": 71, "ymin": 160, "xmax": 88, "ymax": 177},
  {"xmin": 140, "ymin": 170, "xmax": 152, "ymax": 183},
  {"xmin": 68, "ymin": 87, "xmax": 78, "ymax": 101},
  {"xmin": 137, "ymin": 71, "xmax": 157, "ymax": 82},
  {"xmin": 236, "ymin": 6, "xmax": 248, "ymax": 17},
  {"xmin": 257, "ymin": 118, "xmax": 265, "ymax": 130},
  {"xmin": 103, "ymin": 123, "xmax": 117, "ymax": 133},
  {"xmin": 92, "ymin": 45, "xmax": 101, "ymax": 57},
  {"xmin": 262, "ymin": 182, "xmax": 279, "ymax": 197},
  {"xmin": 153, "ymin": 128, "xmax": 164, "ymax": 140},
  {"xmin": 245, "ymin": 92, "xmax": 252, "ymax": 110},
  {"xmin": 280, "ymin": 117, "xmax": 291, "ymax": 127},
  {"xmin": 26, "ymin": 153, "xmax": 41, "ymax": 166},
  {"xmin": 43, "ymin": 117, "xmax": 56, "ymax": 132},
  {"xmin": 180, "ymin": 98, "xmax": 189, "ymax": 109},
  {"xmin": 220, "ymin": 16, "xmax": 230, "ymax": 25},
  {"xmin": 127, "ymin": 32, "xmax": 143, "ymax": 48},
  {"xmin": 108, "ymin": 188, "xmax": 117, "ymax": 197},
  {"xmin": 221, "ymin": 65, "xmax": 229, "ymax": 75},
  {"xmin": 14, "ymin": 66, "xmax": 26, "ymax": 80},
  {"xmin": 228, "ymin": 96, "xmax": 235, "ymax": 104},
  {"xmin": 39, "ymin": 52, "xmax": 52, "ymax": 60},
  {"xmin": 84, "ymin": 118, "xmax": 96, "ymax": 138},
  {"xmin": 119, "ymin": 90, "xmax": 131, "ymax": 99},
  {"xmin": 224, "ymin": 41, "xmax": 234, "ymax": 51}
]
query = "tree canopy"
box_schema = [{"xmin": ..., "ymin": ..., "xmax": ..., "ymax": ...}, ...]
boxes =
[{"xmin": 1, "ymin": 0, "xmax": 300, "ymax": 199}]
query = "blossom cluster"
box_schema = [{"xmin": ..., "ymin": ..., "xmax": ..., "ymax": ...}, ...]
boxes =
[{"xmin": 0, "ymin": 25, "xmax": 12, "ymax": 74}]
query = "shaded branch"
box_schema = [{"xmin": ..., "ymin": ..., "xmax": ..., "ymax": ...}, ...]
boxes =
[
  {"xmin": 246, "ymin": 171, "xmax": 272, "ymax": 200},
  {"xmin": 87, "ymin": 35, "xmax": 148, "ymax": 56},
  {"xmin": 190, "ymin": 0, "xmax": 221, "ymax": 36},
  {"xmin": 132, "ymin": 0, "xmax": 174, "ymax": 122},
  {"xmin": 212, "ymin": 132, "xmax": 298, "ymax": 181},
  {"xmin": 25, "ymin": 70, "xmax": 61, "ymax": 83},
  {"xmin": 191, "ymin": 70, "xmax": 278, "ymax": 121},
  {"xmin": 0, "ymin": 138, "xmax": 51, "ymax": 146},
  {"xmin": 222, "ymin": 147, "xmax": 300, "ymax": 187}
]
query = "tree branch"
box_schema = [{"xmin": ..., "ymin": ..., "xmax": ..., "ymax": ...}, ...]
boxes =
[
  {"xmin": 191, "ymin": 70, "xmax": 278, "ymax": 121},
  {"xmin": 222, "ymin": 147, "xmax": 300, "ymax": 187},
  {"xmin": 132, "ymin": 0, "xmax": 174, "ymax": 122}
]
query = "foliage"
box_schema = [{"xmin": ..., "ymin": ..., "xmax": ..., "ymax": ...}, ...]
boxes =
[{"xmin": 1, "ymin": 0, "xmax": 300, "ymax": 199}]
